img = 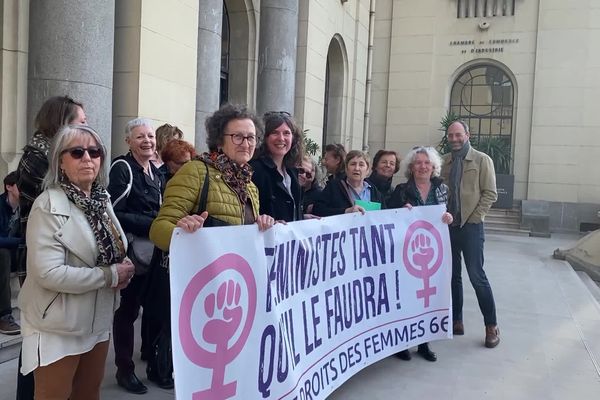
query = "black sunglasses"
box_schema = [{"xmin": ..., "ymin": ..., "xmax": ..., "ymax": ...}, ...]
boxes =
[
  {"xmin": 264, "ymin": 110, "xmax": 292, "ymax": 118},
  {"xmin": 62, "ymin": 146, "xmax": 103, "ymax": 159},
  {"xmin": 298, "ymin": 168, "xmax": 312, "ymax": 179}
]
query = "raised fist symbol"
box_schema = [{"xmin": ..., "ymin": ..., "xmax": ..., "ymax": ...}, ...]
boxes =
[
  {"xmin": 203, "ymin": 280, "xmax": 243, "ymax": 347},
  {"xmin": 411, "ymin": 233, "xmax": 434, "ymax": 269}
]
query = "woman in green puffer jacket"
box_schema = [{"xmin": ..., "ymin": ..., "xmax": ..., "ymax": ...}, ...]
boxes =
[{"xmin": 150, "ymin": 104, "xmax": 276, "ymax": 252}]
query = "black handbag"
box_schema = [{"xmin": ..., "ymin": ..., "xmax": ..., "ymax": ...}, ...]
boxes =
[
  {"xmin": 148, "ymin": 327, "xmax": 173, "ymax": 383},
  {"xmin": 126, "ymin": 233, "xmax": 154, "ymax": 275}
]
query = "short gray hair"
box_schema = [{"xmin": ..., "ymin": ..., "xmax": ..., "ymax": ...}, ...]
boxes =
[
  {"xmin": 44, "ymin": 124, "xmax": 109, "ymax": 189},
  {"xmin": 400, "ymin": 146, "xmax": 443, "ymax": 180},
  {"xmin": 125, "ymin": 117, "xmax": 154, "ymax": 138}
]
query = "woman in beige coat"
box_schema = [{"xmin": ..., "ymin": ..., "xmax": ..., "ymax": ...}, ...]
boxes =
[{"xmin": 18, "ymin": 125, "xmax": 134, "ymax": 400}]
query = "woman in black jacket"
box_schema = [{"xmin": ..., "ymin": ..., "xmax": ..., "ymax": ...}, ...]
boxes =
[
  {"xmin": 314, "ymin": 150, "xmax": 384, "ymax": 216},
  {"xmin": 108, "ymin": 118, "xmax": 167, "ymax": 393},
  {"xmin": 367, "ymin": 149, "xmax": 400, "ymax": 203},
  {"xmin": 250, "ymin": 111, "xmax": 304, "ymax": 222},
  {"xmin": 388, "ymin": 146, "xmax": 453, "ymax": 362}
]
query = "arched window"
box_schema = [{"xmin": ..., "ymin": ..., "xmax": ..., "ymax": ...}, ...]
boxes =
[{"xmin": 450, "ymin": 64, "xmax": 514, "ymax": 173}]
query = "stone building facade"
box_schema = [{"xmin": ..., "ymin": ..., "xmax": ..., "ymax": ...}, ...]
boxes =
[{"xmin": 0, "ymin": 0, "xmax": 598, "ymax": 231}]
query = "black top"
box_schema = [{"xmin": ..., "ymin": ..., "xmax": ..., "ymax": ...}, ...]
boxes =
[
  {"xmin": 108, "ymin": 153, "xmax": 165, "ymax": 237},
  {"xmin": 249, "ymin": 156, "xmax": 303, "ymax": 222},
  {"xmin": 313, "ymin": 177, "xmax": 385, "ymax": 217},
  {"xmin": 387, "ymin": 177, "xmax": 449, "ymax": 209},
  {"xmin": 366, "ymin": 171, "xmax": 393, "ymax": 202},
  {"xmin": 302, "ymin": 186, "xmax": 323, "ymax": 214}
]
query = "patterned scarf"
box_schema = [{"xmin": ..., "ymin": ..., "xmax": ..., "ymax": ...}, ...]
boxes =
[
  {"xmin": 30, "ymin": 131, "xmax": 52, "ymax": 154},
  {"xmin": 198, "ymin": 150, "xmax": 253, "ymax": 203},
  {"xmin": 60, "ymin": 180, "xmax": 125, "ymax": 266}
]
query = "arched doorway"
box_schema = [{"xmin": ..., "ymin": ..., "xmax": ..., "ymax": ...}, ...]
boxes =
[
  {"xmin": 322, "ymin": 35, "xmax": 347, "ymax": 149},
  {"xmin": 449, "ymin": 64, "xmax": 515, "ymax": 173},
  {"xmin": 224, "ymin": 0, "xmax": 257, "ymax": 106}
]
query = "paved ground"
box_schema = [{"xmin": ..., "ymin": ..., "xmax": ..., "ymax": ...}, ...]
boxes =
[{"xmin": 1, "ymin": 232, "xmax": 600, "ymax": 400}]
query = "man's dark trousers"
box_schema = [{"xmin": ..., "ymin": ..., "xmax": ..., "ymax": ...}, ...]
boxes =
[{"xmin": 450, "ymin": 222, "xmax": 497, "ymax": 325}]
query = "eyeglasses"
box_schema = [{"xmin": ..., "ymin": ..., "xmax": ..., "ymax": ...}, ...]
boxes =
[
  {"xmin": 62, "ymin": 146, "xmax": 103, "ymax": 159},
  {"xmin": 298, "ymin": 168, "xmax": 313, "ymax": 179},
  {"xmin": 264, "ymin": 110, "xmax": 292, "ymax": 118},
  {"xmin": 224, "ymin": 133, "xmax": 257, "ymax": 146}
]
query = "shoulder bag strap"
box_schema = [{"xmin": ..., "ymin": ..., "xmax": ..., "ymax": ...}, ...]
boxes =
[
  {"xmin": 196, "ymin": 162, "xmax": 210, "ymax": 215},
  {"xmin": 110, "ymin": 159, "xmax": 133, "ymax": 207}
]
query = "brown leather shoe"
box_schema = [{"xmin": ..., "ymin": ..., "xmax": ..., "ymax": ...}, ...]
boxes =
[
  {"xmin": 453, "ymin": 320, "xmax": 464, "ymax": 335},
  {"xmin": 485, "ymin": 325, "xmax": 500, "ymax": 348}
]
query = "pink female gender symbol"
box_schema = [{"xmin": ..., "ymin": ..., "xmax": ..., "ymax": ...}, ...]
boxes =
[
  {"xmin": 179, "ymin": 253, "xmax": 257, "ymax": 400},
  {"xmin": 402, "ymin": 220, "xmax": 443, "ymax": 307}
]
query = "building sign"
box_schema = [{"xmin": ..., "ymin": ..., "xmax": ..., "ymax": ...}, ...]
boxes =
[{"xmin": 449, "ymin": 38, "xmax": 519, "ymax": 54}]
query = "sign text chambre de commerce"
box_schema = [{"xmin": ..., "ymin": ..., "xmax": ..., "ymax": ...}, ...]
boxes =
[{"xmin": 169, "ymin": 205, "xmax": 452, "ymax": 400}]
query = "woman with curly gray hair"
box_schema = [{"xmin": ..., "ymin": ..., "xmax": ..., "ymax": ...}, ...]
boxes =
[
  {"xmin": 150, "ymin": 104, "xmax": 276, "ymax": 253},
  {"xmin": 250, "ymin": 111, "xmax": 305, "ymax": 221},
  {"xmin": 387, "ymin": 145, "xmax": 453, "ymax": 362}
]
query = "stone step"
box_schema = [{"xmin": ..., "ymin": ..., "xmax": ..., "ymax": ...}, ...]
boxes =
[
  {"xmin": 0, "ymin": 274, "xmax": 21, "ymax": 364},
  {"xmin": 488, "ymin": 208, "xmax": 521, "ymax": 219},
  {"xmin": 0, "ymin": 330, "xmax": 21, "ymax": 364},
  {"xmin": 486, "ymin": 214, "xmax": 520, "ymax": 222},
  {"xmin": 576, "ymin": 271, "xmax": 600, "ymax": 307},
  {"xmin": 554, "ymin": 260, "xmax": 600, "ymax": 320},
  {"xmin": 551, "ymin": 260, "xmax": 600, "ymax": 366},
  {"xmin": 485, "ymin": 225, "xmax": 531, "ymax": 237},
  {"xmin": 485, "ymin": 219, "xmax": 522, "ymax": 230}
]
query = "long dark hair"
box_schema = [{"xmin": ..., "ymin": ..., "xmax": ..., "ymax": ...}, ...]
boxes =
[{"xmin": 255, "ymin": 111, "xmax": 304, "ymax": 168}]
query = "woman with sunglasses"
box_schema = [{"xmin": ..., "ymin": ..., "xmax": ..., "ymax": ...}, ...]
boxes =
[
  {"xmin": 18, "ymin": 125, "xmax": 134, "ymax": 400},
  {"xmin": 16, "ymin": 95, "xmax": 87, "ymax": 400},
  {"xmin": 249, "ymin": 111, "xmax": 304, "ymax": 222},
  {"xmin": 150, "ymin": 103, "xmax": 275, "ymax": 250},
  {"xmin": 298, "ymin": 155, "xmax": 323, "ymax": 215},
  {"xmin": 387, "ymin": 146, "xmax": 453, "ymax": 363},
  {"xmin": 108, "ymin": 118, "xmax": 166, "ymax": 393}
]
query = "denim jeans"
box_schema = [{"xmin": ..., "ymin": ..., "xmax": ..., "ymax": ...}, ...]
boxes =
[{"xmin": 450, "ymin": 223, "xmax": 497, "ymax": 326}]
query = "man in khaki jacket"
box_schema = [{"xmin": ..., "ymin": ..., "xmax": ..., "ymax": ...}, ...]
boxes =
[{"xmin": 441, "ymin": 120, "xmax": 500, "ymax": 348}]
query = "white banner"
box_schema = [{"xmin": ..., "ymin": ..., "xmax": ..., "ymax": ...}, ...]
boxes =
[{"xmin": 170, "ymin": 205, "xmax": 452, "ymax": 400}]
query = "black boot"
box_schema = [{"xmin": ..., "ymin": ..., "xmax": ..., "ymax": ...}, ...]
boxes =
[
  {"xmin": 116, "ymin": 370, "xmax": 148, "ymax": 394},
  {"xmin": 395, "ymin": 349, "xmax": 411, "ymax": 361},
  {"xmin": 417, "ymin": 343, "xmax": 437, "ymax": 362},
  {"xmin": 147, "ymin": 365, "xmax": 174, "ymax": 389}
]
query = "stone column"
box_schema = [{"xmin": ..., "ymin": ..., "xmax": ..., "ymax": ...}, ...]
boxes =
[
  {"xmin": 27, "ymin": 0, "xmax": 115, "ymax": 149},
  {"xmin": 196, "ymin": 0, "xmax": 223, "ymax": 150},
  {"xmin": 256, "ymin": 0, "xmax": 298, "ymax": 116}
]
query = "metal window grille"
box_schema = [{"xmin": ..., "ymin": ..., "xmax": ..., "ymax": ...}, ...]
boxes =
[
  {"xmin": 449, "ymin": 65, "xmax": 514, "ymax": 172},
  {"xmin": 457, "ymin": 0, "xmax": 515, "ymax": 18}
]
